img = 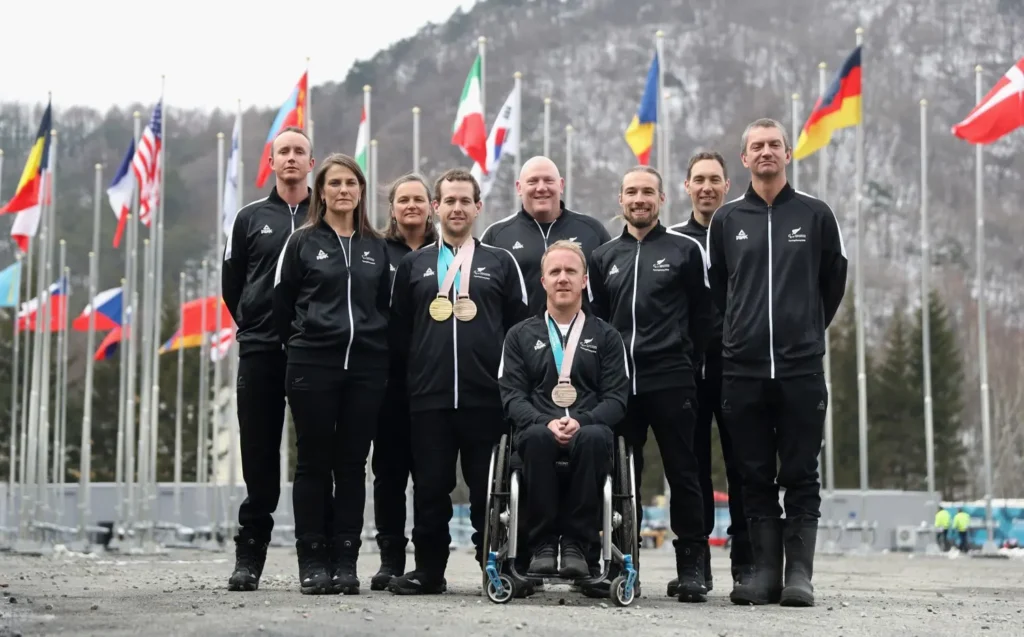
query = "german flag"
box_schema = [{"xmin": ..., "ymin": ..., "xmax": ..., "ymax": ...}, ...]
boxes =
[
  {"xmin": 1, "ymin": 101, "xmax": 53, "ymax": 216},
  {"xmin": 793, "ymin": 46, "xmax": 862, "ymax": 160}
]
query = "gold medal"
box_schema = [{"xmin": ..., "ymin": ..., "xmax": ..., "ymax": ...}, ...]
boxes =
[
  {"xmin": 453, "ymin": 296, "xmax": 477, "ymax": 322},
  {"xmin": 429, "ymin": 296, "xmax": 453, "ymax": 321},
  {"xmin": 551, "ymin": 381, "xmax": 578, "ymax": 408}
]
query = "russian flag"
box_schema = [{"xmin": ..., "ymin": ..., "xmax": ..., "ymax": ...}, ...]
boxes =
[
  {"xmin": 107, "ymin": 139, "xmax": 137, "ymax": 248},
  {"xmin": 73, "ymin": 286, "xmax": 123, "ymax": 331},
  {"xmin": 17, "ymin": 276, "xmax": 69, "ymax": 332}
]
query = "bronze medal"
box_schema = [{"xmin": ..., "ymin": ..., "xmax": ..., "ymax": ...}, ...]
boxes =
[
  {"xmin": 551, "ymin": 381, "xmax": 578, "ymax": 408},
  {"xmin": 429, "ymin": 296, "xmax": 453, "ymax": 322},
  {"xmin": 453, "ymin": 296, "xmax": 477, "ymax": 322}
]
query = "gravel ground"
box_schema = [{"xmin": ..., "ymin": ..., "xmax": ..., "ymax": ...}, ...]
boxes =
[{"xmin": 1, "ymin": 545, "xmax": 1021, "ymax": 636}]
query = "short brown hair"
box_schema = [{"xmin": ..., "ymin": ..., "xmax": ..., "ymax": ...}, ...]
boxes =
[
  {"xmin": 620, "ymin": 165, "xmax": 663, "ymax": 194},
  {"xmin": 433, "ymin": 168, "xmax": 481, "ymax": 203},
  {"xmin": 741, "ymin": 118, "xmax": 790, "ymax": 154},
  {"xmin": 686, "ymin": 151, "xmax": 728, "ymax": 180},
  {"xmin": 384, "ymin": 173, "xmax": 438, "ymax": 243},
  {"xmin": 272, "ymin": 126, "xmax": 312, "ymax": 154},
  {"xmin": 541, "ymin": 239, "xmax": 588, "ymax": 274}
]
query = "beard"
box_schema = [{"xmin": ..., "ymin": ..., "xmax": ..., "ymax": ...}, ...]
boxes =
[{"xmin": 624, "ymin": 207, "xmax": 658, "ymax": 228}]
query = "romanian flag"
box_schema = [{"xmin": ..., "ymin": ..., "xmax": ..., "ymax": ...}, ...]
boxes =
[
  {"xmin": 793, "ymin": 46, "xmax": 863, "ymax": 160},
  {"xmin": 159, "ymin": 295, "xmax": 234, "ymax": 353},
  {"xmin": 255, "ymin": 71, "xmax": 308, "ymax": 189},
  {"xmin": 1, "ymin": 101, "xmax": 53, "ymax": 252},
  {"xmin": 624, "ymin": 53, "xmax": 659, "ymax": 165}
]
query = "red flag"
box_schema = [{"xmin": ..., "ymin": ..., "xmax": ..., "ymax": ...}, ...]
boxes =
[
  {"xmin": 256, "ymin": 72, "xmax": 308, "ymax": 189},
  {"xmin": 952, "ymin": 58, "xmax": 1024, "ymax": 144}
]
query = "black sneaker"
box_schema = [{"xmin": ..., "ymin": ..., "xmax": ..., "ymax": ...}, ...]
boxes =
[
  {"xmin": 528, "ymin": 542, "xmax": 558, "ymax": 575},
  {"xmin": 558, "ymin": 540, "xmax": 589, "ymax": 579},
  {"xmin": 296, "ymin": 537, "xmax": 333, "ymax": 595},
  {"xmin": 371, "ymin": 535, "xmax": 407, "ymax": 591},
  {"xmin": 227, "ymin": 534, "xmax": 268, "ymax": 592},
  {"xmin": 387, "ymin": 570, "xmax": 447, "ymax": 595},
  {"xmin": 329, "ymin": 534, "xmax": 361, "ymax": 595}
]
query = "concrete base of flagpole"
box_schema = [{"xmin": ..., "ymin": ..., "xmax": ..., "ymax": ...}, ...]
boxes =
[{"xmin": 11, "ymin": 538, "xmax": 52, "ymax": 556}]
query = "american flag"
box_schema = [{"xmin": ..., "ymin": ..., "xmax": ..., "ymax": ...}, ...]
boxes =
[{"xmin": 132, "ymin": 101, "xmax": 163, "ymax": 227}]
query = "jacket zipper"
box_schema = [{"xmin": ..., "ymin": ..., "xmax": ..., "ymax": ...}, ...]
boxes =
[
  {"xmin": 337, "ymin": 234, "xmax": 355, "ymax": 370},
  {"xmin": 288, "ymin": 204, "xmax": 298, "ymax": 233},
  {"xmin": 767, "ymin": 206, "xmax": 776, "ymax": 379},
  {"xmin": 629, "ymin": 241, "xmax": 641, "ymax": 395},
  {"xmin": 452, "ymin": 247, "xmax": 460, "ymax": 409},
  {"xmin": 532, "ymin": 216, "xmax": 555, "ymax": 247}
]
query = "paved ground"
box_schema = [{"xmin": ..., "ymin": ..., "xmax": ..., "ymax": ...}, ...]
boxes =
[{"xmin": 0, "ymin": 545, "xmax": 1021, "ymax": 636}]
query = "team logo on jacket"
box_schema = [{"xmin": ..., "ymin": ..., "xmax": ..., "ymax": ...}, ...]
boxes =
[
  {"xmin": 609, "ymin": 264, "xmax": 620, "ymax": 276},
  {"xmin": 652, "ymin": 258, "xmax": 670, "ymax": 272},
  {"xmin": 361, "ymin": 251, "xmax": 376, "ymax": 265},
  {"xmin": 423, "ymin": 267, "xmax": 435, "ymax": 277},
  {"xmin": 316, "ymin": 249, "xmax": 328, "ymax": 260},
  {"xmin": 736, "ymin": 230, "xmax": 748, "ymax": 241},
  {"xmin": 472, "ymin": 266, "xmax": 490, "ymax": 280},
  {"xmin": 534, "ymin": 340, "xmax": 547, "ymax": 350},
  {"xmin": 788, "ymin": 227, "xmax": 806, "ymax": 243},
  {"xmin": 512, "ymin": 241, "xmax": 524, "ymax": 250},
  {"xmin": 580, "ymin": 337, "xmax": 597, "ymax": 354},
  {"xmin": 260, "ymin": 224, "xmax": 273, "ymax": 235}
]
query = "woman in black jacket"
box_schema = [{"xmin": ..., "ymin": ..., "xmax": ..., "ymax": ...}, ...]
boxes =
[
  {"xmin": 273, "ymin": 153, "xmax": 391, "ymax": 595},
  {"xmin": 369, "ymin": 174, "xmax": 437, "ymax": 590}
]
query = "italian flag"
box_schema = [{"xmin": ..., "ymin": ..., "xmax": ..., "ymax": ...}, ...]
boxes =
[
  {"xmin": 355, "ymin": 107, "xmax": 369, "ymax": 172},
  {"xmin": 452, "ymin": 55, "xmax": 488, "ymax": 173}
]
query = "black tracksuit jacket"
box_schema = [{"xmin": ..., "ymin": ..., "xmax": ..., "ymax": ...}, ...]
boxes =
[
  {"xmin": 498, "ymin": 311, "xmax": 630, "ymax": 434},
  {"xmin": 670, "ymin": 212, "xmax": 724, "ymax": 368},
  {"xmin": 706, "ymin": 182, "xmax": 848, "ymax": 379},
  {"xmin": 588, "ymin": 222, "xmax": 712, "ymax": 395},
  {"xmin": 480, "ymin": 203, "xmax": 611, "ymax": 314},
  {"xmin": 223, "ymin": 187, "xmax": 310, "ymax": 355},
  {"xmin": 389, "ymin": 238, "xmax": 529, "ymax": 412},
  {"xmin": 271, "ymin": 220, "xmax": 391, "ymax": 371}
]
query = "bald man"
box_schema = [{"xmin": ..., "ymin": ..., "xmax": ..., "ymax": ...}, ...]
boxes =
[{"xmin": 482, "ymin": 156, "xmax": 611, "ymax": 314}]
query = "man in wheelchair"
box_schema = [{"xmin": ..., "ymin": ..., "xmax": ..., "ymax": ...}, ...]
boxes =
[{"xmin": 497, "ymin": 240, "xmax": 630, "ymax": 579}]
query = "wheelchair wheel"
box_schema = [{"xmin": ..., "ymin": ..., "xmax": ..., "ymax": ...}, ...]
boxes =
[
  {"xmin": 610, "ymin": 575, "xmax": 636, "ymax": 607},
  {"xmin": 481, "ymin": 433, "xmax": 509, "ymax": 570},
  {"xmin": 616, "ymin": 437, "xmax": 639, "ymax": 568},
  {"xmin": 486, "ymin": 573, "xmax": 516, "ymax": 604}
]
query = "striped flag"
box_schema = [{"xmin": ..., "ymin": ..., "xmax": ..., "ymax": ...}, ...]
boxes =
[
  {"xmin": 354, "ymin": 107, "xmax": 368, "ymax": 172},
  {"xmin": 132, "ymin": 101, "xmax": 163, "ymax": 227}
]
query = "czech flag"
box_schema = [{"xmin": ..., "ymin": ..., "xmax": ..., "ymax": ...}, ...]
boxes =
[
  {"xmin": 1, "ymin": 100, "xmax": 54, "ymax": 252},
  {"xmin": 73, "ymin": 286, "xmax": 123, "ymax": 331},
  {"xmin": 793, "ymin": 46, "xmax": 863, "ymax": 160},
  {"xmin": 624, "ymin": 52, "xmax": 659, "ymax": 165},
  {"xmin": 255, "ymin": 71, "xmax": 308, "ymax": 189}
]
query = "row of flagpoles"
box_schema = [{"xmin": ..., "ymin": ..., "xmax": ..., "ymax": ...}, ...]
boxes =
[{"xmin": 0, "ymin": 29, "xmax": 1021, "ymax": 551}]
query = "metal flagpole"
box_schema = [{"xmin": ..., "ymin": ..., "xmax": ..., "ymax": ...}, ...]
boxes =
[
  {"xmin": 478, "ymin": 36, "xmax": 487, "ymax": 122},
  {"xmin": 111, "ymin": 273, "xmax": 128, "ymax": 549},
  {"xmin": 58, "ymin": 262, "xmax": 70, "ymax": 524},
  {"xmin": 123, "ymin": 112, "xmax": 143, "ymax": 540},
  {"xmin": 173, "ymin": 273, "xmax": 185, "ymax": 521},
  {"xmin": 919, "ymin": 98, "xmax": 936, "ymax": 501},
  {"xmin": 213, "ymin": 132, "xmax": 226, "ymax": 542},
  {"xmin": 77, "ymin": 163, "xmax": 102, "ymax": 544},
  {"xmin": 228, "ymin": 104, "xmax": 244, "ymax": 532},
  {"xmin": 565, "ymin": 125, "xmax": 574, "ymax": 208},
  {"xmin": 370, "ymin": 140, "xmax": 379, "ymax": 227},
  {"xmin": 543, "ymin": 98, "xmax": 551, "ymax": 156},
  {"xmin": 364, "ymin": 84, "xmax": 372, "ymax": 176},
  {"xmin": 196, "ymin": 261, "xmax": 210, "ymax": 532},
  {"xmin": 817, "ymin": 61, "xmax": 836, "ymax": 503},
  {"xmin": 149, "ymin": 83, "xmax": 168, "ymax": 525},
  {"xmin": 306, "ymin": 58, "xmax": 314, "ymax": 190},
  {"xmin": 37, "ymin": 129, "xmax": 60, "ymax": 531},
  {"xmin": 137, "ymin": 236, "xmax": 154, "ymax": 545},
  {"xmin": 412, "ymin": 107, "xmax": 421, "ymax": 174},
  {"xmin": 7, "ymin": 249, "xmax": 20, "ymax": 538},
  {"xmin": 853, "ymin": 27, "xmax": 869, "ymax": 500},
  {"xmin": 655, "ymin": 30, "xmax": 670, "ymax": 222},
  {"xmin": 54, "ymin": 245, "xmax": 67, "ymax": 525},
  {"xmin": 514, "ymin": 72, "xmax": 523, "ymax": 177},
  {"xmin": 974, "ymin": 65, "xmax": 997, "ymax": 555},
  {"xmin": 17, "ymin": 240, "xmax": 33, "ymax": 537},
  {"xmin": 791, "ymin": 93, "xmax": 800, "ymax": 192}
]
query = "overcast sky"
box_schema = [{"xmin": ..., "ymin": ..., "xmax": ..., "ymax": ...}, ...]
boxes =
[{"xmin": 0, "ymin": 0, "xmax": 476, "ymax": 111}]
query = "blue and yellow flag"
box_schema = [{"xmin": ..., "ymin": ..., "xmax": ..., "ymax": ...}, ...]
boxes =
[
  {"xmin": 0, "ymin": 261, "xmax": 22, "ymax": 308},
  {"xmin": 624, "ymin": 52, "xmax": 659, "ymax": 165}
]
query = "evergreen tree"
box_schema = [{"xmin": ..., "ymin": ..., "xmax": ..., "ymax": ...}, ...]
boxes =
[{"xmin": 824, "ymin": 282, "xmax": 868, "ymax": 489}]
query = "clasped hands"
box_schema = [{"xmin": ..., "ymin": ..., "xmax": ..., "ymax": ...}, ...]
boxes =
[{"xmin": 547, "ymin": 416, "xmax": 580, "ymax": 445}]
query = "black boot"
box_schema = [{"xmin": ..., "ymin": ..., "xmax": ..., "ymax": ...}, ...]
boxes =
[
  {"xmin": 780, "ymin": 517, "xmax": 817, "ymax": 607},
  {"xmin": 371, "ymin": 535, "xmax": 407, "ymax": 591},
  {"xmin": 227, "ymin": 534, "xmax": 268, "ymax": 591},
  {"xmin": 674, "ymin": 540, "xmax": 708, "ymax": 603},
  {"xmin": 730, "ymin": 518, "xmax": 783, "ymax": 605},
  {"xmin": 387, "ymin": 546, "xmax": 447, "ymax": 595},
  {"xmin": 704, "ymin": 541, "xmax": 714, "ymax": 592},
  {"xmin": 296, "ymin": 536, "xmax": 333, "ymax": 595},
  {"xmin": 730, "ymin": 533, "xmax": 755, "ymax": 589},
  {"xmin": 558, "ymin": 539, "xmax": 589, "ymax": 579},
  {"xmin": 330, "ymin": 534, "xmax": 361, "ymax": 595}
]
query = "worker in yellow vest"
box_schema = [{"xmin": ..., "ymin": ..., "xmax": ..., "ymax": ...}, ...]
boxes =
[
  {"xmin": 934, "ymin": 507, "xmax": 951, "ymax": 551},
  {"xmin": 952, "ymin": 509, "xmax": 971, "ymax": 553}
]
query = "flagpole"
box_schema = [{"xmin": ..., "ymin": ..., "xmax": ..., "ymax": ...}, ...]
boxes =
[
  {"xmin": 514, "ymin": 72, "xmax": 523, "ymax": 178},
  {"xmin": 543, "ymin": 98, "xmax": 551, "ymax": 156},
  {"xmin": 18, "ymin": 239, "xmax": 33, "ymax": 513},
  {"xmin": 364, "ymin": 85, "xmax": 372, "ymax": 217},
  {"xmin": 58, "ymin": 261, "xmax": 70, "ymax": 524},
  {"xmin": 230, "ymin": 100, "xmax": 243, "ymax": 515},
  {"xmin": 37, "ymin": 129, "xmax": 60, "ymax": 529},
  {"xmin": 123, "ymin": 111, "xmax": 142, "ymax": 538},
  {"xmin": 655, "ymin": 30, "xmax": 670, "ymax": 223},
  {"xmin": 478, "ymin": 36, "xmax": 487, "ymax": 125},
  {"xmin": 974, "ymin": 64, "xmax": 997, "ymax": 555},
  {"xmin": 196, "ymin": 260, "xmax": 210, "ymax": 529},
  {"xmin": 371, "ymin": 140, "xmax": 379, "ymax": 228},
  {"xmin": 853, "ymin": 27, "xmax": 869, "ymax": 502},
  {"xmin": 149, "ymin": 82, "xmax": 168, "ymax": 526},
  {"xmin": 412, "ymin": 107, "xmax": 421, "ymax": 174},
  {"xmin": 173, "ymin": 272, "xmax": 185, "ymax": 521},
  {"xmin": 818, "ymin": 62, "xmax": 835, "ymax": 498},
  {"xmin": 791, "ymin": 93, "xmax": 800, "ymax": 192},
  {"xmin": 565, "ymin": 125, "xmax": 574, "ymax": 208},
  {"xmin": 918, "ymin": 98, "xmax": 936, "ymax": 504},
  {"xmin": 137, "ymin": 237, "xmax": 154, "ymax": 544},
  {"xmin": 8, "ymin": 250, "xmax": 20, "ymax": 535},
  {"xmin": 306, "ymin": 57, "xmax": 314, "ymax": 190},
  {"xmin": 53, "ymin": 243, "xmax": 67, "ymax": 524},
  {"xmin": 213, "ymin": 132, "xmax": 226, "ymax": 540}
]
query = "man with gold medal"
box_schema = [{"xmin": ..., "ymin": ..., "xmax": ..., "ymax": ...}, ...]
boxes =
[
  {"xmin": 387, "ymin": 169, "xmax": 529, "ymax": 595},
  {"xmin": 498, "ymin": 240, "xmax": 629, "ymax": 580}
]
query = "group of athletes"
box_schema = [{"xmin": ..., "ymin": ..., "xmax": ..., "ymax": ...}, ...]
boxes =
[{"xmin": 221, "ymin": 115, "xmax": 848, "ymax": 608}]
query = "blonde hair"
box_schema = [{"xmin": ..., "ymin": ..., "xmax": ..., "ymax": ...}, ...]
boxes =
[{"xmin": 541, "ymin": 239, "xmax": 588, "ymax": 274}]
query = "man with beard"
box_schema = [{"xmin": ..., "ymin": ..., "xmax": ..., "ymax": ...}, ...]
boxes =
[
  {"xmin": 668, "ymin": 151, "xmax": 753, "ymax": 596},
  {"xmin": 223, "ymin": 126, "xmax": 313, "ymax": 591},
  {"xmin": 588, "ymin": 166, "xmax": 713, "ymax": 602},
  {"xmin": 481, "ymin": 156, "xmax": 611, "ymax": 314},
  {"xmin": 706, "ymin": 118, "xmax": 847, "ymax": 607}
]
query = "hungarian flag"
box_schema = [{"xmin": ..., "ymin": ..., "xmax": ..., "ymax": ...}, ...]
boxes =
[
  {"xmin": 452, "ymin": 55, "xmax": 488, "ymax": 173},
  {"xmin": 354, "ymin": 107, "xmax": 369, "ymax": 172},
  {"xmin": 952, "ymin": 57, "xmax": 1024, "ymax": 144}
]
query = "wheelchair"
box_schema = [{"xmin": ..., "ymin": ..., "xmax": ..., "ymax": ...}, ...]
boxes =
[{"xmin": 480, "ymin": 432, "xmax": 640, "ymax": 606}]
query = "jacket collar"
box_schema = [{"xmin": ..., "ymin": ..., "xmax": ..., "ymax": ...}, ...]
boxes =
[
  {"xmin": 618, "ymin": 220, "xmax": 666, "ymax": 243},
  {"xmin": 516, "ymin": 200, "xmax": 568, "ymax": 225},
  {"xmin": 268, "ymin": 185, "xmax": 312, "ymax": 208},
  {"xmin": 743, "ymin": 181, "xmax": 795, "ymax": 207}
]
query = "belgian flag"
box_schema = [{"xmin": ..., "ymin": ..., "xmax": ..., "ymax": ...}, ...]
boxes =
[
  {"xmin": 1, "ymin": 100, "xmax": 53, "ymax": 251},
  {"xmin": 793, "ymin": 46, "xmax": 862, "ymax": 160}
]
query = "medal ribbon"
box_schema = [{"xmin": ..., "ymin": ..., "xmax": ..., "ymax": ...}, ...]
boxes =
[
  {"xmin": 437, "ymin": 236, "xmax": 475, "ymax": 299},
  {"xmin": 546, "ymin": 310, "xmax": 586, "ymax": 383}
]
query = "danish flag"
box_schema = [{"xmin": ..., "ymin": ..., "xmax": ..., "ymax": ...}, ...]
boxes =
[
  {"xmin": 952, "ymin": 57, "xmax": 1024, "ymax": 144},
  {"xmin": 132, "ymin": 101, "xmax": 163, "ymax": 227}
]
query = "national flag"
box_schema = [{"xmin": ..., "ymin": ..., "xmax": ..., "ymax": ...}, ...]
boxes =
[
  {"xmin": 1, "ymin": 101, "xmax": 54, "ymax": 252},
  {"xmin": 210, "ymin": 327, "xmax": 236, "ymax": 362},
  {"xmin": 793, "ymin": 46, "xmax": 863, "ymax": 160},
  {"xmin": 17, "ymin": 276, "xmax": 69, "ymax": 332},
  {"xmin": 952, "ymin": 57, "xmax": 1024, "ymax": 144},
  {"xmin": 256, "ymin": 71, "xmax": 308, "ymax": 188},
  {"xmin": 471, "ymin": 82, "xmax": 520, "ymax": 199},
  {"xmin": 354, "ymin": 107, "xmax": 369, "ymax": 172},
  {"xmin": 451, "ymin": 55, "xmax": 488, "ymax": 172},
  {"xmin": 222, "ymin": 114, "xmax": 241, "ymax": 236},
  {"xmin": 72, "ymin": 286, "xmax": 123, "ymax": 331},
  {"xmin": 159, "ymin": 295, "xmax": 234, "ymax": 353},
  {"xmin": 132, "ymin": 101, "xmax": 163, "ymax": 227},
  {"xmin": 624, "ymin": 53, "xmax": 659, "ymax": 165},
  {"xmin": 107, "ymin": 139, "xmax": 137, "ymax": 248},
  {"xmin": 94, "ymin": 325, "xmax": 125, "ymax": 361},
  {"xmin": 0, "ymin": 261, "xmax": 22, "ymax": 308}
]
